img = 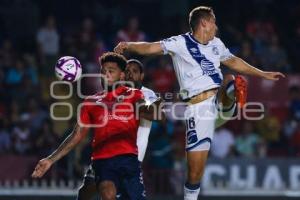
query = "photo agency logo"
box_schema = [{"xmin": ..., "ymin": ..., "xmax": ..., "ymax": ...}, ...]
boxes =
[{"xmin": 50, "ymin": 74, "xmax": 265, "ymax": 127}]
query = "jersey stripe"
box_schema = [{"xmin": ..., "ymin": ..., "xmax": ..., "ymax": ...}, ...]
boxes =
[{"xmin": 182, "ymin": 34, "xmax": 222, "ymax": 85}]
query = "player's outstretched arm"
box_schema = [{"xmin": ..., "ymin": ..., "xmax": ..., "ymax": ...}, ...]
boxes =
[
  {"xmin": 114, "ymin": 41, "xmax": 164, "ymax": 56},
  {"xmin": 222, "ymin": 56, "xmax": 285, "ymax": 81},
  {"xmin": 31, "ymin": 123, "xmax": 89, "ymax": 178}
]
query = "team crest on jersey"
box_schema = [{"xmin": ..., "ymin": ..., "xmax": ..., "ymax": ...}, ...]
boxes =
[
  {"xmin": 190, "ymin": 48, "xmax": 198, "ymax": 54},
  {"xmin": 212, "ymin": 46, "xmax": 219, "ymax": 55}
]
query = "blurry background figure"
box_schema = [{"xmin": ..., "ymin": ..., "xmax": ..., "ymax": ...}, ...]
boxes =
[
  {"xmin": 211, "ymin": 128, "xmax": 235, "ymax": 158},
  {"xmin": 235, "ymin": 122, "xmax": 266, "ymax": 158},
  {"xmin": 36, "ymin": 16, "xmax": 60, "ymax": 76},
  {"xmin": 115, "ymin": 16, "xmax": 147, "ymax": 44}
]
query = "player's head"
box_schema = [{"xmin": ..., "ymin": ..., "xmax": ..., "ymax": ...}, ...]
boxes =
[
  {"xmin": 125, "ymin": 59, "xmax": 144, "ymax": 89},
  {"xmin": 189, "ymin": 6, "xmax": 217, "ymax": 40},
  {"xmin": 99, "ymin": 52, "xmax": 127, "ymax": 86}
]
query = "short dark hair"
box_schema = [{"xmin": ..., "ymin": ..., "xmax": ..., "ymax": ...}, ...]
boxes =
[
  {"xmin": 99, "ymin": 52, "xmax": 127, "ymax": 71},
  {"xmin": 189, "ymin": 6, "xmax": 214, "ymax": 32},
  {"xmin": 127, "ymin": 59, "xmax": 144, "ymax": 73}
]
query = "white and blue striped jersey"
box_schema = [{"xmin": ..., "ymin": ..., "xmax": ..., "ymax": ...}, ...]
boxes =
[
  {"xmin": 160, "ymin": 32, "xmax": 233, "ymax": 100},
  {"xmin": 137, "ymin": 86, "xmax": 158, "ymax": 161}
]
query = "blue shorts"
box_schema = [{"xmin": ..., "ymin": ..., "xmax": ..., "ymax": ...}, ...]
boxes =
[{"xmin": 92, "ymin": 154, "xmax": 146, "ymax": 200}]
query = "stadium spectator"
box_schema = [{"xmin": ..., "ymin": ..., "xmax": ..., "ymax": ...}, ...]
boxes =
[
  {"xmin": 0, "ymin": 119, "xmax": 11, "ymax": 154},
  {"xmin": 261, "ymin": 36, "xmax": 291, "ymax": 72},
  {"xmin": 148, "ymin": 124, "xmax": 174, "ymax": 169},
  {"xmin": 288, "ymin": 85, "xmax": 300, "ymax": 120},
  {"xmin": 36, "ymin": 15, "xmax": 60, "ymax": 76},
  {"xmin": 37, "ymin": 16, "xmax": 59, "ymax": 57},
  {"xmin": 235, "ymin": 122, "xmax": 264, "ymax": 157},
  {"xmin": 77, "ymin": 18, "xmax": 97, "ymax": 63},
  {"xmin": 256, "ymin": 108, "xmax": 281, "ymax": 143},
  {"xmin": 11, "ymin": 114, "xmax": 32, "ymax": 154},
  {"xmin": 211, "ymin": 128, "xmax": 235, "ymax": 158},
  {"xmin": 115, "ymin": 16, "xmax": 147, "ymax": 44},
  {"xmin": 150, "ymin": 57, "xmax": 176, "ymax": 94},
  {"xmin": 35, "ymin": 120, "xmax": 58, "ymax": 156},
  {"xmin": 5, "ymin": 59, "xmax": 24, "ymax": 86}
]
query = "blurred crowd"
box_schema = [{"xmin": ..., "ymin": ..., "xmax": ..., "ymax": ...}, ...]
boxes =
[{"xmin": 0, "ymin": 0, "xmax": 300, "ymax": 181}]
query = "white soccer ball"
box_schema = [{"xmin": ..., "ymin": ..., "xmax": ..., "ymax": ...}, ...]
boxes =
[{"xmin": 55, "ymin": 56, "xmax": 82, "ymax": 82}]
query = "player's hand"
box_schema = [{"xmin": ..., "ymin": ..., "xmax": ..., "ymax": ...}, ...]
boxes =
[
  {"xmin": 262, "ymin": 71, "xmax": 285, "ymax": 81},
  {"xmin": 31, "ymin": 158, "xmax": 53, "ymax": 178},
  {"xmin": 114, "ymin": 42, "xmax": 129, "ymax": 54}
]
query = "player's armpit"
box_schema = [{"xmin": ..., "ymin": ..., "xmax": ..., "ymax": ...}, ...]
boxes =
[{"xmin": 136, "ymin": 98, "xmax": 165, "ymax": 121}]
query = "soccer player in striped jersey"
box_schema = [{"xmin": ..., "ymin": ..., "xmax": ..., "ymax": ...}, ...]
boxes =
[{"xmin": 114, "ymin": 6, "xmax": 285, "ymax": 200}]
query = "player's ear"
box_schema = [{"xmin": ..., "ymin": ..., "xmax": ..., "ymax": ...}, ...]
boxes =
[
  {"xmin": 200, "ymin": 18, "xmax": 208, "ymax": 28},
  {"xmin": 120, "ymin": 71, "xmax": 125, "ymax": 81}
]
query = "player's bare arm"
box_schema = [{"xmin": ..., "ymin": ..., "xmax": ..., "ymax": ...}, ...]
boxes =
[
  {"xmin": 114, "ymin": 41, "xmax": 164, "ymax": 56},
  {"xmin": 31, "ymin": 123, "xmax": 89, "ymax": 178},
  {"xmin": 221, "ymin": 56, "xmax": 285, "ymax": 81},
  {"xmin": 137, "ymin": 97, "xmax": 165, "ymax": 121}
]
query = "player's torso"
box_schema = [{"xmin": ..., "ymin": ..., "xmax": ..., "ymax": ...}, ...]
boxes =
[
  {"xmin": 87, "ymin": 86, "xmax": 141, "ymax": 145},
  {"xmin": 171, "ymin": 33, "xmax": 224, "ymax": 99}
]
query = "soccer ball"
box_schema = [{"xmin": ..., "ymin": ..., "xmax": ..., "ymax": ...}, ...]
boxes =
[{"xmin": 55, "ymin": 56, "xmax": 82, "ymax": 82}]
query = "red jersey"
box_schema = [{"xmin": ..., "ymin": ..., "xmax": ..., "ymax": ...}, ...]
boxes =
[{"xmin": 79, "ymin": 85, "xmax": 144, "ymax": 160}]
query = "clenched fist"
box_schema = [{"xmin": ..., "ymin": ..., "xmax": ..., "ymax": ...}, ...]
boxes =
[{"xmin": 114, "ymin": 42, "xmax": 129, "ymax": 54}]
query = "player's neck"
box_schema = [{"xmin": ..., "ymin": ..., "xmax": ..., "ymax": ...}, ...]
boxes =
[
  {"xmin": 192, "ymin": 32, "xmax": 209, "ymax": 45},
  {"xmin": 135, "ymin": 82, "xmax": 142, "ymax": 89},
  {"xmin": 107, "ymin": 84, "xmax": 122, "ymax": 92}
]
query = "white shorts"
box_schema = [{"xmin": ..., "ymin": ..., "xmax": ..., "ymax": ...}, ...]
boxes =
[{"xmin": 185, "ymin": 95, "xmax": 236, "ymax": 152}]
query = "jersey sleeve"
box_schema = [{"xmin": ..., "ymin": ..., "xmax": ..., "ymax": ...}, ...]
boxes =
[
  {"xmin": 160, "ymin": 35, "xmax": 183, "ymax": 55},
  {"xmin": 219, "ymin": 39, "xmax": 234, "ymax": 62},
  {"xmin": 133, "ymin": 89, "xmax": 145, "ymax": 103},
  {"xmin": 143, "ymin": 89, "xmax": 159, "ymax": 105},
  {"xmin": 79, "ymin": 99, "xmax": 91, "ymax": 126}
]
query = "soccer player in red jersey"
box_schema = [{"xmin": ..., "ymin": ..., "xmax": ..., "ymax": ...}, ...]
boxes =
[
  {"xmin": 32, "ymin": 52, "xmax": 160, "ymax": 200},
  {"xmin": 77, "ymin": 59, "xmax": 161, "ymax": 200}
]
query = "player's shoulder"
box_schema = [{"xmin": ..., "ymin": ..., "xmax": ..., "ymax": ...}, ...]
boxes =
[
  {"xmin": 211, "ymin": 37, "xmax": 225, "ymax": 46},
  {"xmin": 163, "ymin": 34, "xmax": 185, "ymax": 43},
  {"xmin": 141, "ymin": 86, "xmax": 157, "ymax": 97},
  {"xmin": 121, "ymin": 86, "xmax": 141, "ymax": 94},
  {"xmin": 120, "ymin": 86, "xmax": 144, "ymax": 99},
  {"xmin": 141, "ymin": 86, "xmax": 155, "ymax": 95}
]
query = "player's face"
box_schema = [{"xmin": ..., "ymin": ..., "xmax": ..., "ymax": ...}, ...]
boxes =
[
  {"xmin": 101, "ymin": 62, "xmax": 125, "ymax": 86},
  {"xmin": 125, "ymin": 63, "xmax": 144, "ymax": 86},
  {"xmin": 206, "ymin": 14, "xmax": 218, "ymax": 39},
  {"xmin": 200, "ymin": 13, "xmax": 217, "ymax": 41}
]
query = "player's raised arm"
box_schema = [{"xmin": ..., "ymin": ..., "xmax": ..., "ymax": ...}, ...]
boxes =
[
  {"xmin": 221, "ymin": 56, "xmax": 285, "ymax": 81},
  {"xmin": 31, "ymin": 123, "xmax": 89, "ymax": 178},
  {"xmin": 114, "ymin": 41, "xmax": 164, "ymax": 56}
]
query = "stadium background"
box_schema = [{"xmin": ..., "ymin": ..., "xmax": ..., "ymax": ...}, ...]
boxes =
[{"xmin": 0, "ymin": 0, "xmax": 300, "ymax": 199}]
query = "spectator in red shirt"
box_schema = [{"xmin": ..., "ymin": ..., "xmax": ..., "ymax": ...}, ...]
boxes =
[{"xmin": 115, "ymin": 16, "xmax": 147, "ymax": 44}]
